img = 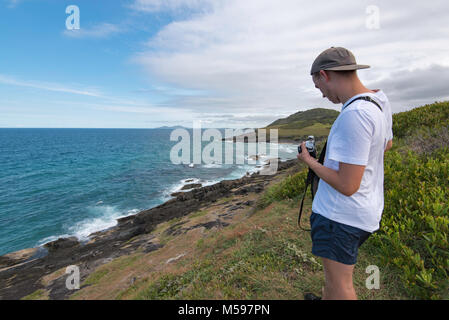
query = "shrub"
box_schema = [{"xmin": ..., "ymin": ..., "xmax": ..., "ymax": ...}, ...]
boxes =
[
  {"xmin": 392, "ymin": 101, "xmax": 449, "ymax": 139},
  {"xmin": 371, "ymin": 147, "xmax": 449, "ymax": 298}
]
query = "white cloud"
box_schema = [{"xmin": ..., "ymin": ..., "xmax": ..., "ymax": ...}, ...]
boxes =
[
  {"xmin": 370, "ymin": 64, "xmax": 449, "ymax": 111},
  {"xmin": 91, "ymin": 103, "xmax": 192, "ymax": 116},
  {"xmin": 0, "ymin": 74, "xmax": 102, "ymax": 97},
  {"xmin": 0, "ymin": 73, "xmax": 201, "ymax": 127},
  {"xmin": 63, "ymin": 23, "xmax": 123, "ymax": 39},
  {"xmin": 130, "ymin": 0, "xmax": 449, "ymax": 127},
  {"xmin": 129, "ymin": 0, "xmax": 217, "ymax": 13}
]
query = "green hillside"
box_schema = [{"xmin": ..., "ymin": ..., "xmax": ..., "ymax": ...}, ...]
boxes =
[
  {"xmin": 261, "ymin": 107, "xmax": 339, "ymax": 142},
  {"xmin": 266, "ymin": 108, "xmax": 339, "ymax": 128}
]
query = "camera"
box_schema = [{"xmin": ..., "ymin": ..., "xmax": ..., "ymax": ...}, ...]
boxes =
[{"xmin": 298, "ymin": 135, "xmax": 317, "ymax": 158}]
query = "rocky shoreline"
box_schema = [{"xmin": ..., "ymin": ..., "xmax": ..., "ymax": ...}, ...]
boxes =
[{"xmin": 0, "ymin": 158, "xmax": 300, "ymax": 300}]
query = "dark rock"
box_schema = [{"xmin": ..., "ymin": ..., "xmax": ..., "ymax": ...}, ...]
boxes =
[
  {"xmin": 170, "ymin": 192, "xmax": 184, "ymax": 197},
  {"xmin": 44, "ymin": 237, "xmax": 79, "ymax": 252},
  {"xmin": 163, "ymin": 221, "xmax": 189, "ymax": 236},
  {"xmin": 164, "ymin": 219, "xmax": 229, "ymax": 237},
  {"xmin": 200, "ymin": 220, "xmax": 229, "ymax": 229},
  {"xmin": 0, "ymin": 247, "xmax": 46, "ymax": 269},
  {"xmin": 181, "ymin": 183, "xmax": 202, "ymax": 190},
  {"xmin": 117, "ymin": 214, "xmax": 145, "ymax": 226},
  {"xmin": 176, "ymin": 192, "xmax": 194, "ymax": 201},
  {"xmin": 48, "ymin": 272, "xmax": 74, "ymax": 300},
  {"xmin": 234, "ymin": 187, "xmax": 248, "ymax": 195},
  {"xmin": 141, "ymin": 243, "xmax": 164, "ymax": 253},
  {"xmin": 116, "ymin": 226, "xmax": 145, "ymax": 241}
]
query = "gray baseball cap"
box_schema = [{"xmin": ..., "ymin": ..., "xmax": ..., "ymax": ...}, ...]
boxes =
[{"xmin": 310, "ymin": 47, "xmax": 370, "ymax": 75}]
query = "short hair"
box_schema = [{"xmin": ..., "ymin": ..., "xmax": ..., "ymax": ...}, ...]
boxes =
[
  {"xmin": 312, "ymin": 70, "xmax": 356, "ymax": 79},
  {"xmin": 334, "ymin": 70, "xmax": 357, "ymax": 78}
]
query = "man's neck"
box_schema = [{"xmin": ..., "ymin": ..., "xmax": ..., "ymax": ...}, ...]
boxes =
[{"xmin": 338, "ymin": 80, "xmax": 375, "ymax": 106}]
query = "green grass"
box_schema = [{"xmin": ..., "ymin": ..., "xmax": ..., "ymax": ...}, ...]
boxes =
[
  {"xmin": 82, "ymin": 269, "xmax": 109, "ymax": 286},
  {"xmin": 128, "ymin": 199, "xmax": 406, "ymax": 300},
  {"xmin": 21, "ymin": 289, "xmax": 49, "ymax": 300},
  {"xmin": 189, "ymin": 210, "xmax": 209, "ymax": 219},
  {"xmin": 132, "ymin": 203, "xmax": 323, "ymax": 299}
]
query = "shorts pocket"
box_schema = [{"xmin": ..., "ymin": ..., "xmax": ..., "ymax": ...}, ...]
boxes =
[
  {"xmin": 332, "ymin": 223, "xmax": 361, "ymax": 258},
  {"xmin": 310, "ymin": 211, "xmax": 317, "ymax": 226},
  {"xmin": 311, "ymin": 213, "xmax": 333, "ymax": 244}
]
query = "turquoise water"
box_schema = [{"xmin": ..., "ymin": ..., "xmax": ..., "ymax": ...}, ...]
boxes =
[{"xmin": 0, "ymin": 128, "xmax": 298, "ymax": 255}]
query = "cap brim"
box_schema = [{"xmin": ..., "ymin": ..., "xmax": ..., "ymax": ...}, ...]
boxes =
[{"xmin": 325, "ymin": 64, "xmax": 370, "ymax": 71}]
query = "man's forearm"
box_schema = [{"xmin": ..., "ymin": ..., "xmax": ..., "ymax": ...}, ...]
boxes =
[
  {"xmin": 385, "ymin": 139, "xmax": 393, "ymax": 152},
  {"xmin": 297, "ymin": 141, "xmax": 366, "ymax": 197},
  {"xmin": 306, "ymin": 158, "xmax": 343, "ymax": 194},
  {"xmin": 304, "ymin": 157, "xmax": 365, "ymax": 197}
]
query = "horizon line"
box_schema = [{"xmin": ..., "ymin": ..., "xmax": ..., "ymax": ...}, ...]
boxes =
[{"xmin": 0, "ymin": 127, "xmax": 260, "ymax": 130}]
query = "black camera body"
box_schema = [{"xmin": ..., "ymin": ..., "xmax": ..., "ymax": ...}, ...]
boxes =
[{"xmin": 298, "ymin": 135, "xmax": 317, "ymax": 158}]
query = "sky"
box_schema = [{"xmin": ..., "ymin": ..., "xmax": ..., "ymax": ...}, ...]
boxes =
[{"xmin": 1, "ymin": 0, "xmax": 448, "ymax": 128}]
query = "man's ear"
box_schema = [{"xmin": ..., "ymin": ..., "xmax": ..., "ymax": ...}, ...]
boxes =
[{"xmin": 320, "ymin": 70, "xmax": 330, "ymax": 82}]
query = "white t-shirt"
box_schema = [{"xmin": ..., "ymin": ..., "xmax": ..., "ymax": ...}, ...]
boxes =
[{"xmin": 311, "ymin": 90, "xmax": 393, "ymax": 233}]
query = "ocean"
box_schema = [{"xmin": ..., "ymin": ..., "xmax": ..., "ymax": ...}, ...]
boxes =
[{"xmin": 0, "ymin": 128, "xmax": 299, "ymax": 256}]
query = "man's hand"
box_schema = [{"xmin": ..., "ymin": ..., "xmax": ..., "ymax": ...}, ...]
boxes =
[
  {"xmin": 385, "ymin": 139, "xmax": 393, "ymax": 152},
  {"xmin": 297, "ymin": 141, "xmax": 317, "ymax": 166},
  {"xmin": 297, "ymin": 140, "xmax": 366, "ymax": 197}
]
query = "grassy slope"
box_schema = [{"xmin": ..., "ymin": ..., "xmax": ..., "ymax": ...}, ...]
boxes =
[
  {"xmin": 67, "ymin": 196, "xmax": 406, "ymax": 300},
  {"xmin": 262, "ymin": 108, "xmax": 339, "ymax": 141},
  {"xmin": 23, "ymin": 101, "xmax": 448, "ymax": 300}
]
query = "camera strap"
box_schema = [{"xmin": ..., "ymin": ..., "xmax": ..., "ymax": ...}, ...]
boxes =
[{"xmin": 297, "ymin": 95, "xmax": 382, "ymax": 231}]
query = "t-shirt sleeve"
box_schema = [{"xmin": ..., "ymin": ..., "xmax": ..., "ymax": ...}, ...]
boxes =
[
  {"xmin": 386, "ymin": 105, "xmax": 393, "ymax": 141},
  {"xmin": 327, "ymin": 110, "xmax": 374, "ymax": 166},
  {"xmin": 388, "ymin": 127, "xmax": 393, "ymax": 141}
]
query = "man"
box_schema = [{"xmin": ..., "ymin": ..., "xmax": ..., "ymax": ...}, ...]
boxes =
[{"xmin": 297, "ymin": 47, "xmax": 393, "ymax": 300}]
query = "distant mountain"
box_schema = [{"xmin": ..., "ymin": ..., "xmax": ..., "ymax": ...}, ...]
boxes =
[{"xmin": 153, "ymin": 125, "xmax": 189, "ymax": 130}]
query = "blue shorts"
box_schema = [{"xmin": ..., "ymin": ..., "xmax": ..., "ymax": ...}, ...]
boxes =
[{"xmin": 310, "ymin": 211, "xmax": 371, "ymax": 265}]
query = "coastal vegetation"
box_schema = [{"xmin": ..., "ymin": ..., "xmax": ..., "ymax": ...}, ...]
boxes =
[
  {"xmin": 128, "ymin": 101, "xmax": 448, "ymax": 299},
  {"xmin": 257, "ymin": 101, "xmax": 449, "ymax": 299},
  {"xmin": 19, "ymin": 101, "xmax": 449, "ymax": 300}
]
